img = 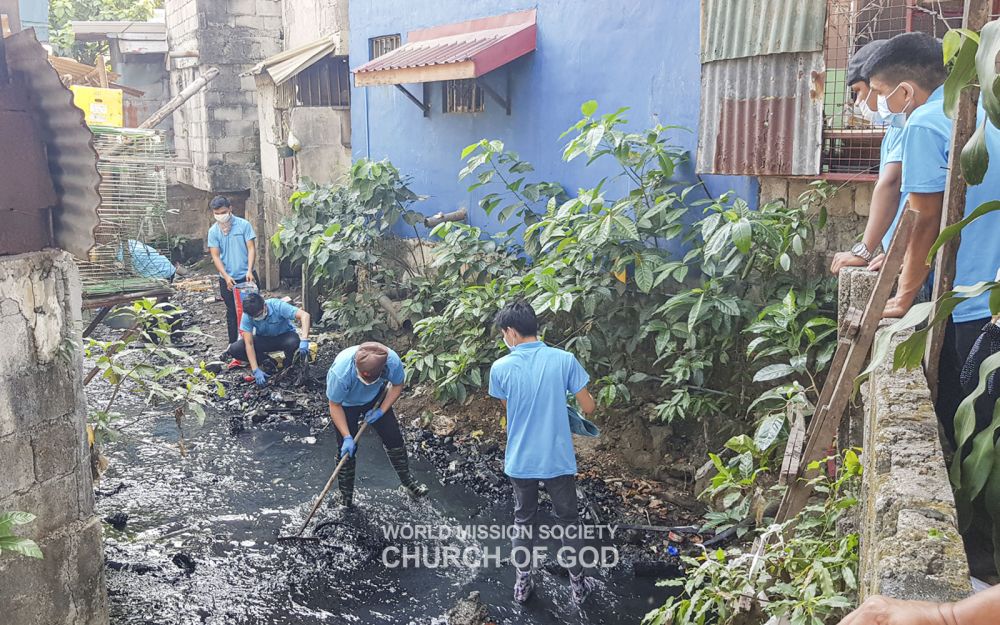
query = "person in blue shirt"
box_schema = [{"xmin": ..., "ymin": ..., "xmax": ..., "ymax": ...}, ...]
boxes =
[
  {"xmin": 325, "ymin": 341, "xmax": 428, "ymax": 508},
  {"xmin": 207, "ymin": 195, "xmax": 258, "ymax": 344},
  {"xmin": 830, "ymin": 40, "xmax": 906, "ymax": 275},
  {"xmin": 488, "ymin": 301, "xmax": 598, "ymax": 605},
  {"xmin": 227, "ymin": 292, "xmax": 311, "ymax": 386}
]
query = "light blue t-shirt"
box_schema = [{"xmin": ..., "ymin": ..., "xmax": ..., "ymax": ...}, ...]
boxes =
[
  {"xmin": 899, "ymin": 86, "xmax": 951, "ymax": 196},
  {"xmin": 207, "ymin": 216, "xmax": 256, "ymax": 280},
  {"xmin": 488, "ymin": 341, "xmax": 589, "ymax": 479},
  {"xmin": 879, "ymin": 126, "xmax": 908, "ymax": 252},
  {"xmin": 326, "ymin": 345, "xmax": 405, "ymax": 407},
  {"xmin": 119, "ymin": 240, "xmax": 175, "ymax": 280},
  {"xmin": 954, "ymin": 104, "xmax": 1000, "ymax": 323},
  {"xmin": 239, "ymin": 298, "xmax": 298, "ymax": 337}
]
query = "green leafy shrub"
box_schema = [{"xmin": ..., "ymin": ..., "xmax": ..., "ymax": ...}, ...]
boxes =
[{"xmin": 0, "ymin": 512, "xmax": 42, "ymax": 559}]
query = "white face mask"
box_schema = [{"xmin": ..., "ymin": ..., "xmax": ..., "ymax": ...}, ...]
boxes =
[
  {"xmin": 502, "ymin": 331, "xmax": 515, "ymax": 350},
  {"xmin": 214, "ymin": 212, "xmax": 232, "ymax": 224},
  {"xmin": 357, "ymin": 373, "xmax": 379, "ymax": 386},
  {"xmin": 877, "ymin": 83, "xmax": 911, "ymax": 129}
]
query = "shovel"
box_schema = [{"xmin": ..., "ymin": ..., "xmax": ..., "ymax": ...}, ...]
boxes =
[{"xmin": 279, "ymin": 386, "xmax": 387, "ymax": 540}]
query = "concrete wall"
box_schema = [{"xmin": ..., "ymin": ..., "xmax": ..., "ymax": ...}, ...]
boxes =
[
  {"xmin": 282, "ymin": 0, "xmax": 348, "ymax": 50},
  {"xmin": 110, "ymin": 47, "xmax": 171, "ymax": 134},
  {"xmin": 350, "ymin": 0, "xmax": 757, "ymax": 239},
  {"xmin": 838, "ymin": 269, "xmax": 972, "ymax": 603},
  {"xmin": 0, "ymin": 250, "xmax": 108, "ymax": 625}
]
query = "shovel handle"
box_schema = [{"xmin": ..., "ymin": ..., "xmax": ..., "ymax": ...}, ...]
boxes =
[{"xmin": 295, "ymin": 420, "xmax": 369, "ymax": 537}]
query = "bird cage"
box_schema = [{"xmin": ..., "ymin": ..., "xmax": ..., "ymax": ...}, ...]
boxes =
[{"xmin": 78, "ymin": 126, "xmax": 173, "ymax": 298}]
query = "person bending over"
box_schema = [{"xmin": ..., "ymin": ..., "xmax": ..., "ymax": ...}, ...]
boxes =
[{"xmin": 227, "ymin": 292, "xmax": 310, "ymax": 386}]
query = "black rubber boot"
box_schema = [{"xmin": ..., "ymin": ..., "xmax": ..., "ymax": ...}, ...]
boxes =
[
  {"xmin": 385, "ymin": 446, "xmax": 428, "ymax": 498},
  {"xmin": 338, "ymin": 452, "xmax": 356, "ymax": 508}
]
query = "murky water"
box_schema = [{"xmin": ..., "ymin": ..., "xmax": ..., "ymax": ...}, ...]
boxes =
[{"xmin": 96, "ymin": 404, "xmax": 671, "ymax": 624}]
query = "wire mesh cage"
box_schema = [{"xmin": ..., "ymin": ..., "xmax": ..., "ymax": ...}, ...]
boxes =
[
  {"xmin": 77, "ymin": 126, "xmax": 174, "ymax": 298},
  {"xmin": 822, "ymin": 0, "xmax": 966, "ymax": 179}
]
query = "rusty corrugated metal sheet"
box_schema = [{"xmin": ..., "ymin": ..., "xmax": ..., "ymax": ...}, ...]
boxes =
[
  {"xmin": 697, "ymin": 52, "xmax": 825, "ymax": 176},
  {"xmin": 5, "ymin": 29, "xmax": 101, "ymax": 259},
  {"xmin": 701, "ymin": 0, "xmax": 827, "ymax": 63}
]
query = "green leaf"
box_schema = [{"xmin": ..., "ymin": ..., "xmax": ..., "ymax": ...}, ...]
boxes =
[
  {"xmin": 0, "ymin": 536, "xmax": 43, "ymax": 559},
  {"xmin": 943, "ymin": 33, "xmax": 979, "ymax": 119},
  {"xmin": 960, "ymin": 121, "xmax": 990, "ymax": 185},
  {"xmin": 943, "ymin": 29, "xmax": 962, "ymax": 65},
  {"xmin": 581, "ymin": 100, "xmax": 598, "ymax": 117},
  {"xmin": 754, "ymin": 412, "xmax": 786, "ymax": 451},
  {"xmin": 928, "ymin": 201, "xmax": 1000, "ymax": 261},
  {"xmin": 460, "ymin": 141, "xmax": 481, "ymax": 160},
  {"xmin": 977, "ymin": 21, "xmax": 1000, "ymax": 128},
  {"xmin": 731, "ymin": 219, "xmax": 752, "ymax": 254},
  {"xmin": 753, "ymin": 363, "xmax": 796, "ymax": 383},
  {"xmin": 635, "ymin": 257, "xmax": 654, "ymax": 293},
  {"xmin": 778, "ymin": 253, "xmax": 791, "ymax": 271},
  {"xmin": 0, "ymin": 512, "xmax": 35, "ymax": 526}
]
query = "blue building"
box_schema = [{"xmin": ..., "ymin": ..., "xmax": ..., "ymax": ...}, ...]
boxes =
[{"xmin": 349, "ymin": 1, "xmax": 757, "ymax": 236}]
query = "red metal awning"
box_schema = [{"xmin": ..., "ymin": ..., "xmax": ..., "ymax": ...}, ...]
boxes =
[{"xmin": 352, "ymin": 9, "xmax": 536, "ymax": 87}]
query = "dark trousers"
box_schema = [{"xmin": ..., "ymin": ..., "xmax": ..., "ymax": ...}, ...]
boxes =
[
  {"xmin": 509, "ymin": 475, "xmax": 584, "ymax": 576},
  {"xmin": 226, "ymin": 331, "xmax": 299, "ymax": 367},
  {"xmin": 935, "ymin": 316, "xmax": 993, "ymax": 449},
  {"xmin": 333, "ymin": 391, "xmax": 408, "ymax": 505},
  {"xmin": 219, "ymin": 271, "xmax": 259, "ymax": 344}
]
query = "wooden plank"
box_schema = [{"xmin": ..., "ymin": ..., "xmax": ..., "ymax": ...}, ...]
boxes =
[
  {"xmin": 776, "ymin": 209, "xmax": 917, "ymax": 523},
  {"xmin": 925, "ymin": 0, "xmax": 994, "ymax": 401},
  {"xmin": 779, "ymin": 406, "xmax": 806, "ymax": 487}
]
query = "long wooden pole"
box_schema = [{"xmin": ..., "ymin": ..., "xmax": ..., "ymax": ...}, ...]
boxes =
[
  {"xmin": 137, "ymin": 66, "xmax": 220, "ymax": 129},
  {"xmin": 925, "ymin": 0, "xmax": 993, "ymax": 400}
]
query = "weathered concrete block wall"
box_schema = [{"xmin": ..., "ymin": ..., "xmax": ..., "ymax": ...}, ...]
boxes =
[
  {"xmin": 837, "ymin": 269, "xmax": 971, "ymax": 602},
  {"xmin": 0, "ymin": 250, "xmax": 108, "ymax": 625},
  {"xmin": 282, "ymin": 0, "xmax": 349, "ymax": 50}
]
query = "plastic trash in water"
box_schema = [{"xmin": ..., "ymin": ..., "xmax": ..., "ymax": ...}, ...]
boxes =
[{"xmin": 667, "ymin": 545, "xmax": 679, "ymax": 557}]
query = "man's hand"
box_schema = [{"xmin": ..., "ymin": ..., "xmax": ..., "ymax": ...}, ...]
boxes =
[
  {"xmin": 245, "ymin": 271, "xmax": 255, "ymax": 284},
  {"xmin": 298, "ymin": 340, "xmax": 310, "ymax": 356},
  {"xmin": 252, "ymin": 368, "xmax": 269, "ymax": 386},
  {"xmin": 224, "ymin": 275, "xmax": 236, "ymax": 291},
  {"xmin": 364, "ymin": 407, "xmax": 384, "ymax": 424},
  {"xmin": 831, "ymin": 251, "xmax": 869, "ymax": 275},
  {"xmin": 867, "ymin": 254, "xmax": 886, "ymax": 272},
  {"xmin": 883, "ymin": 295, "xmax": 913, "ymax": 319},
  {"xmin": 838, "ymin": 595, "xmax": 947, "ymax": 625},
  {"xmin": 340, "ymin": 435, "xmax": 356, "ymax": 458}
]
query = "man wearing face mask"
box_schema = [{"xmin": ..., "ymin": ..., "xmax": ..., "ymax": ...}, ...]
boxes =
[
  {"xmin": 207, "ymin": 195, "xmax": 258, "ymax": 345},
  {"xmin": 830, "ymin": 39, "xmax": 906, "ymax": 276},
  {"xmin": 225, "ymin": 292, "xmax": 311, "ymax": 386},
  {"xmin": 325, "ymin": 341, "xmax": 428, "ymax": 507},
  {"xmin": 488, "ymin": 300, "xmax": 599, "ymax": 604},
  {"xmin": 862, "ymin": 32, "xmax": 949, "ymax": 319}
]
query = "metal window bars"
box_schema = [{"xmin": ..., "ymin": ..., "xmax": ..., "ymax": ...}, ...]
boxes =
[
  {"xmin": 77, "ymin": 126, "xmax": 173, "ymax": 298},
  {"xmin": 443, "ymin": 79, "xmax": 485, "ymax": 114},
  {"xmin": 821, "ymin": 0, "xmax": 965, "ymax": 180},
  {"xmin": 369, "ymin": 34, "xmax": 401, "ymax": 61}
]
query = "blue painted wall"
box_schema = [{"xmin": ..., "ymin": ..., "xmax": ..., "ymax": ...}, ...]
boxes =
[
  {"xmin": 350, "ymin": 0, "xmax": 758, "ymax": 237},
  {"xmin": 19, "ymin": 0, "xmax": 48, "ymax": 42}
]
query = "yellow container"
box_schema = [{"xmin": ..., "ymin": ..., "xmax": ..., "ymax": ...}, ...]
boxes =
[{"xmin": 70, "ymin": 85, "xmax": 124, "ymax": 127}]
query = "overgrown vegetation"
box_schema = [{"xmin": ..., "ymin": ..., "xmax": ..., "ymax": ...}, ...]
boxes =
[
  {"xmin": 0, "ymin": 512, "xmax": 42, "ymax": 560},
  {"xmin": 645, "ymin": 450, "xmax": 862, "ymax": 625},
  {"xmin": 49, "ymin": 0, "xmax": 162, "ymax": 62},
  {"xmin": 85, "ymin": 299, "xmax": 223, "ymax": 456}
]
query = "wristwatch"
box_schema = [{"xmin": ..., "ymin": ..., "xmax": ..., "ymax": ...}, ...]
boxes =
[{"xmin": 850, "ymin": 242, "xmax": 873, "ymax": 262}]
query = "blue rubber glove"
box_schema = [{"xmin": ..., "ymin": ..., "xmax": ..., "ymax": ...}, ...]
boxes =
[
  {"xmin": 298, "ymin": 339, "xmax": 309, "ymax": 356},
  {"xmin": 340, "ymin": 435, "xmax": 356, "ymax": 458},
  {"xmin": 364, "ymin": 407, "xmax": 385, "ymax": 424},
  {"xmin": 252, "ymin": 368, "xmax": 269, "ymax": 386}
]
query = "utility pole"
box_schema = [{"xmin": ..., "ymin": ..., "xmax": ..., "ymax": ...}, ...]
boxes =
[{"xmin": 925, "ymin": 0, "xmax": 993, "ymax": 399}]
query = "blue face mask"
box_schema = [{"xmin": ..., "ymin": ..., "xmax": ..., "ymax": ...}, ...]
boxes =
[{"xmin": 877, "ymin": 83, "xmax": 912, "ymax": 129}]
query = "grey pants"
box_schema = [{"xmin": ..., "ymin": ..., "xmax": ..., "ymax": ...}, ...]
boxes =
[{"xmin": 509, "ymin": 475, "xmax": 583, "ymax": 576}]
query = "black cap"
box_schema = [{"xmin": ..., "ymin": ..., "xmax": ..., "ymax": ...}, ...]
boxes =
[
  {"xmin": 846, "ymin": 39, "xmax": 888, "ymax": 86},
  {"xmin": 209, "ymin": 195, "xmax": 230, "ymax": 210}
]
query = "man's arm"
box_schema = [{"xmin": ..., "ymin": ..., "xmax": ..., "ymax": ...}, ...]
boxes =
[
  {"xmin": 575, "ymin": 387, "xmax": 596, "ymax": 416},
  {"xmin": 883, "ymin": 191, "xmax": 943, "ymax": 318},
  {"xmin": 242, "ymin": 330, "xmax": 260, "ymax": 371},
  {"xmin": 245, "ymin": 239, "xmax": 256, "ymax": 283},
  {"xmin": 295, "ymin": 309, "xmax": 311, "ymax": 339},
  {"xmin": 839, "ymin": 583, "xmax": 1000, "ymax": 625},
  {"xmin": 209, "ymin": 248, "xmax": 235, "ymax": 289},
  {"xmin": 831, "ymin": 163, "xmax": 903, "ymax": 275},
  {"xmin": 378, "ymin": 384, "xmax": 403, "ymax": 414},
  {"xmin": 329, "ymin": 401, "xmax": 350, "ymax": 438}
]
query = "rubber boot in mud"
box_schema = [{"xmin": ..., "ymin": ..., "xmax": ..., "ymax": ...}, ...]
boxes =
[
  {"xmin": 570, "ymin": 573, "xmax": 597, "ymax": 605},
  {"xmin": 514, "ymin": 569, "xmax": 535, "ymax": 603},
  {"xmin": 385, "ymin": 446, "xmax": 428, "ymax": 498},
  {"xmin": 338, "ymin": 453, "xmax": 356, "ymax": 509}
]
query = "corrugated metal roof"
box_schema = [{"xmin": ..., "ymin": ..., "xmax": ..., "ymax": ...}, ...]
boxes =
[
  {"xmin": 48, "ymin": 55, "xmax": 145, "ymax": 96},
  {"xmin": 701, "ymin": 0, "xmax": 827, "ymax": 63},
  {"xmin": 70, "ymin": 19, "xmax": 166, "ymax": 42},
  {"xmin": 248, "ymin": 35, "xmax": 338, "ymax": 85},
  {"xmin": 5, "ymin": 29, "xmax": 102, "ymax": 259},
  {"xmin": 697, "ymin": 52, "xmax": 825, "ymax": 176},
  {"xmin": 353, "ymin": 9, "xmax": 536, "ymax": 86}
]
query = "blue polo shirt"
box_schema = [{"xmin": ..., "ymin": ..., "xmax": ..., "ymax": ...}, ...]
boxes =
[
  {"xmin": 879, "ymin": 126, "xmax": 908, "ymax": 252},
  {"xmin": 207, "ymin": 216, "xmax": 256, "ymax": 280},
  {"xmin": 326, "ymin": 345, "xmax": 405, "ymax": 407},
  {"xmin": 488, "ymin": 341, "xmax": 589, "ymax": 479},
  {"xmin": 239, "ymin": 299, "xmax": 298, "ymax": 337},
  {"xmin": 899, "ymin": 86, "xmax": 951, "ymax": 197},
  {"xmin": 954, "ymin": 105, "xmax": 1000, "ymax": 323}
]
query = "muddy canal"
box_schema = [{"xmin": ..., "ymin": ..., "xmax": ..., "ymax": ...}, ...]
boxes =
[{"xmin": 96, "ymin": 401, "xmax": 668, "ymax": 624}]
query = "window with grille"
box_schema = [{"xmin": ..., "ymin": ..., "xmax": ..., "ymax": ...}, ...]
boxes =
[
  {"xmin": 821, "ymin": 0, "xmax": 966, "ymax": 179},
  {"xmin": 369, "ymin": 34, "xmax": 401, "ymax": 60},
  {"xmin": 294, "ymin": 56, "xmax": 350, "ymax": 107},
  {"xmin": 442, "ymin": 79, "xmax": 485, "ymax": 114}
]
